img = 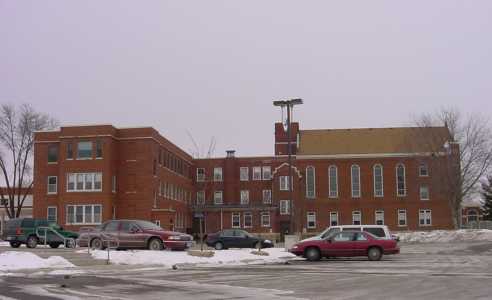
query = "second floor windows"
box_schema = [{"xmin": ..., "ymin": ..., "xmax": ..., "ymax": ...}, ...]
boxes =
[
  {"xmin": 396, "ymin": 164, "xmax": 407, "ymax": 196},
  {"xmin": 262, "ymin": 166, "xmax": 272, "ymax": 180},
  {"xmin": 67, "ymin": 173, "xmax": 102, "ymax": 192},
  {"xmin": 47, "ymin": 176, "xmax": 57, "ymax": 194},
  {"xmin": 240, "ymin": 167, "xmax": 249, "ymax": 181},
  {"xmin": 328, "ymin": 166, "xmax": 338, "ymax": 198},
  {"xmin": 66, "ymin": 143, "xmax": 73, "ymax": 159},
  {"xmin": 280, "ymin": 200, "xmax": 290, "ymax": 215},
  {"xmin": 420, "ymin": 185, "xmax": 430, "ymax": 200},
  {"xmin": 95, "ymin": 140, "xmax": 103, "ymax": 158},
  {"xmin": 196, "ymin": 168, "xmax": 205, "ymax": 182},
  {"xmin": 306, "ymin": 166, "xmax": 315, "ymax": 199},
  {"xmin": 240, "ymin": 190, "xmax": 249, "ymax": 205},
  {"xmin": 280, "ymin": 176, "xmax": 291, "ymax": 191},
  {"xmin": 373, "ymin": 164, "xmax": 384, "ymax": 197},
  {"xmin": 419, "ymin": 164, "xmax": 429, "ymax": 177},
  {"xmin": 351, "ymin": 165, "xmax": 361, "ymax": 198},
  {"xmin": 196, "ymin": 191, "xmax": 205, "ymax": 205},
  {"xmin": 253, "ymin": 167, "xmax": 262, "ymax": 180},
  {"xmin": 213, "ymin": 167, "xmax": 223, "ymax": 182},
  {"xmin": 77, "ymin": 141, "xmax": 92, "ymax": 159},
  {"xmin": 214, "ymin": 191, "xmax": 223, "ymax": 205},
  {"xmin": 47, "ymin": 144, "xmax": 58, "ymax": 163},
  {"xmin": 263, "ymin": 189, "xmax": 272, "ymax": 204}
]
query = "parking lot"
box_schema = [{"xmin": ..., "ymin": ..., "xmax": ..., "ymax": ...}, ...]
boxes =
[{"xmin": 1, "ymin": 241, "xmax": 492, "ymax": 299}]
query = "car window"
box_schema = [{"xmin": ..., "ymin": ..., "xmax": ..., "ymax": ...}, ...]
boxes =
[
  {"xmin": 135, "ymin": 220, "xmax": 162, "ymax": 230},
  {"xmin": 104, "ymin": 221, "xmax": 119, "ymax": 231},
  {"xmin": 363, "ymin": 228, "xmax": 385, "ymax": 237},
  {"xmin": 343, "ymin": 227, "xmax": 361, "ymax": 231},
  {"xmin": 354, "ymin": 232, "xmax": 367, "ymax": 241},
  {"xmin": 333, "ymin": 232, "xmax": 355, "ymax": 242},
  {"xmin": 321, "ymin": 228, "xmax": 340, "ymax": 239},
  {"xmin": 120, "ymin": 221, "xmax": 133, "ymax": 232},
  {"xmin": 221, "ymin": 229, "xmax": 234, "ymax": 237},
  {"xmin": 21, "ymin": 219, "xmax": 35, "ymax": 227},
  {"xmin": 36, "ymin": 220, "xmax": 49, "ymax": 227},
  {"xmin": 235, "ymin": 230, "xmax": 248, "ymax": 238}
]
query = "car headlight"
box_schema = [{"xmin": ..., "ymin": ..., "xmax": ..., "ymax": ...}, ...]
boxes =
[
  {"xmin": 292, "ymin": 245, "xmax": 298, "ymax": 249},
  {"xmin": 168, "ymin": 235, "xmax": 181, "ymax": 240},
  {"xmin": 264, "ymin": 239, "xmax": 272, "ymax": 244}
]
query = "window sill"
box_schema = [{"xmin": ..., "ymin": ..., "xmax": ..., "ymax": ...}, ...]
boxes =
[
  {"xmin": 47, "ymin": 193, "xmax": 57, "ymax": 195},
  {"xmin": 76, "ymin": 158, "xmax": 93, "ymax": 161},
  {"xmin": 95, "ymin": 157, "xmax": 103, "ymax": 160},
  {"xmin": 47, "ymin": 162, "xmax": 58, "ymax": 165}
]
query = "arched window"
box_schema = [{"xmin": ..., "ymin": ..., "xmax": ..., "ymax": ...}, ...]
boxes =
[
  {"xmin": 328, "ymin": 165, "xmax": 338, "ymax": 198},
  {"xmin": 396, "ymin": 164, "xmax": 406, "ymax": 196},
  {"xmin": 306, "ymin": 166, "xmax": 315, "ymax": 199},
  {"xmin": 373, "ymin": 164, "xmax": 384, "ymax": 197},
  {"xmin": 351, "ymin": 165, "xmax": 361, "ymax": 198}
]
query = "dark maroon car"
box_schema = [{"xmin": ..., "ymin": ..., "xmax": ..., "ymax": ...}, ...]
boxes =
[
  {"xmin": 290, "ymin": 231, "xmax": 399, "ymax": 261},
  {"xmin": 77, "ymin": 220, "xmax": 193, "ymax": 251}
]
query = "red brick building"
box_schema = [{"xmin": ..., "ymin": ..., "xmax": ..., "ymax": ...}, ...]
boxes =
[{"xmin": 33, "ymin": 121, "xmax": 457, "ymax": 237}]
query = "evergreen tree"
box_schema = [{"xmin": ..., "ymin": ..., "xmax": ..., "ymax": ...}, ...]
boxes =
[{"xmin": 481, "ymin": 175, "xmax": 492, "ymax": 221}]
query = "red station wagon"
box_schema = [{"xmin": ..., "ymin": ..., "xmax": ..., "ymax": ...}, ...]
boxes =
[{"xmin": 290, "ymin": 231, "xmax": 400, "ymax": 261}]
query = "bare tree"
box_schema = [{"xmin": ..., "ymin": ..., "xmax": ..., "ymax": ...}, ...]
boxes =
[
  {"xmin": 0, "ymin": 103, "xmax": 57, "ymax": 218},
  {"xmin": 414, "ymin": 108, "xmax": 492, "ymax": 228}
]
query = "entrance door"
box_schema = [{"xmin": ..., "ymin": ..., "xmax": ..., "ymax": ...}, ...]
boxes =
[{"xmin": 279, "ymin": 221, "xmax": 291, "ymax": 242}]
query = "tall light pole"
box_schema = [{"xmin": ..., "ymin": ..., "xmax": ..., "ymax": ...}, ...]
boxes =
[{"xmin": 273, "ymin": 98, "xmax": 303, "ymax": 234}]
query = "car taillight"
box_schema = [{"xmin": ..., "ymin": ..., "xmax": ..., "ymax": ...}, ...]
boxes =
[{"xmin": 15, "ymin": 227, "xmax": 22, "ymax": 235}]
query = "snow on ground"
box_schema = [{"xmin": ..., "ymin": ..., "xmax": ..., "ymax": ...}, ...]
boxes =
[
  {"xmin": 397, "ymin": 229, "xmax": 492, "ymax": 243},
  {"xmin": 0, "ymin": 251, "xmax": 74, "ymax": 272},
  {"xmin": 0, "ymin": 242, "xmax": 10, "ymax": 247},
  {"xmin": 91, "ymin": 247, "xmax": 296, "ymax": 268}
]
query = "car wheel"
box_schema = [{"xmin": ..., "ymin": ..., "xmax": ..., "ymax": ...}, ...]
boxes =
[
  {"xmin": 91, "ymin": 238, "xmax": 105, "ymax": 250},
  {"xmin": 148, "ymin": 238, "xmax": 163, "ymax": 250},
  {"xmin": 305, "ymin": 247, "xmax": 321, "ymax": 261},
  {"xmin": 49, "ymin": 243, "xmax": 61, "ymax": 248},
  {"xmin": 26, "ymin": 235, "xmax": 38, "ymax": 249},
  {"xmin": 215, "ymin": 242, "xmax": 224, "ymax": 250},
  {"xmin": 9, "ymin": 241, "xmax": 21, "ymax": 248},
  {"xmin": 368, "ymin": 247, "xmax": 382, "ymax": 261},
  {"xmin": 65, "ymin": 238, "xmax": 76, "ymax": 249}
]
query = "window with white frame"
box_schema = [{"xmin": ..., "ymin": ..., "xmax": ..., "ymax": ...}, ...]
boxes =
[
  {"xmin": 240, "ymin": 167, "xmax": 249, "ymax": 181},
  {"xmin": 262, "ymin": 166, "xmax": 272, "ymax": 180},
  {"xmin": 419, "ymin": 164, "xmax": 429, "ymax": 177},
  {"xmin": 213, "ymin": 167, "xmax": 223, "ymax": 182},
  {"xmin": 66, "ymin": 204, "xmax": 102, "ymax": 225},
  {"xmin": 330, "ymin": 211, "xmax": 339, "ymax": 226},
  {"xmin": 232, "ymin": 213, "xmax": 241, "ymax": 228},
  {"xmin": 262, "ymin": 189, "xmax": 272, "ymax": 204},
  {"xmin": 279, "ymin": 176, "xmax": 291, "ymax": 191},
  {"xmin": 280, "ymin": 200, "xmax": 290, "ymax": 215},
  {"xmin": 47, "ymin": 176, "xmax": 57, "ymax": 194},
  {"xmin": 155, "ymin": 220, "xmax": 161, "ymax": 227},
  {"xmin": 351, "ymin": 165, "xmax": 361, "ymax": 198},
  {"xmin": 196, "ymin": 190, "xmax": 205, "ymax": 205},
  {"xmin": 214, "ymin": 191, "xmax": 223, "ymax": 205},
  {"xmin": 253, "ymin": 166, "xmax": 262, "ymax": 180},
  {"xmin": 396, "ymin": 164, "xmax": 407, "ymax": 196},
  {"xmin": 244, "ymin": 212, "xmax": 252, "ymax": 228},
  {"xmin": 306, "ymin": 166, "xmax": 315, "ymax": 199},
  {"xmin": 112, "ymin": 175, "xmax": 116, "ymax": 193},
  {"xmin": 240, "ymin": 190, "xmax": 249, "ymax": 205},
  {"xmin": 375, "ymin": 210, "xmax": 384, "ymax": 225},
  {"xmin": 67, "ymin": 173, "xmax": 102, "ymax": 192},
  {"xmin": 352, "ymin": 211, "xmax": 361, "ymax": 225},
  {"xmin": 196, "ymin": 168, "xmax": 205, "ymax": 182},
  {"xmin": 328, "ymin": 165, "xmax": 338, "ymax": 198},
  {"xmin": 420, "ymin": 185, "xmax": 430, "ymax": 200},
  {"xmin": 398, "ymin": 209, "xmax": 407, "ymax": 226},
  {"xmin": 373, "ymin": 164, "xmax": 384, "ymax": 197},
  {"xmin": 307, "ymin": 212, "xmax": 316, "ymax": 229},
  {"xmin": 419, "ymin": 209, "xmax": 432, "ymax": 226},
  {"xmin": 47, "ymin": 206, "xmax": 57, "ymax": 223},
  {"xmin": 261, "ymin": 212, "xmax": 271, "ymax": 227},
  {"xmin": 77, "ymin": 141, "xmax": 92, "ymax": 159}
]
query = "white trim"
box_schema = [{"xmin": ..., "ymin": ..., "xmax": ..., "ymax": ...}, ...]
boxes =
[
  {"xmin": 305, "ymin": 166, "xmax": 316, "ymax": 199},
  {"xmin": 373, "ymin": 164, "xmax": 384, "ymax": 197},
  {"xmin": 262, "ymin": 166, "xmax": 272, "ymax": 180},
  {"xmin": 351, "ymin": 165, "xmax": 361, "ymax": 198},
  {"xmin": 328, "ymin": 165, "xmax": 338, "ymax": 198},
  {"xmin": 261, "ymin": 212, "xmax": 271, "ymax": 227},
  {"xmin": 213, "ymin": 167, "xmax": 223, "ymax": 182},
  {"xmin": 396, "ymin": 163, "xmax": 407, "ymax": 197},
  {"xmin": 419, "ymin": 209, "xmax": 432, "ymax": 227},
  {"xmin": 240, "ymin": 190, "xmax": 250, "ymax": 205},
  {"xmin": 47, "ymin": 206, "xmax": 57, "ymax": 223},
  {"xmin": 262, "ymin": 189, "xmax": 272, "ymax": 204},
  {"xmin": 47, "ymin": 176, "xmax": 58, "ymax": 195},
  {"xmin": 420, "ymin": 185, "xmax": 430, "ymax": 200},
  {"xmin": 272, "ymin": 162, "xmax": 302, "ymax": 178},
  {"xmin": 307, "ymin": 211, "xmax": 316, "ymax": 229},
  {"xmin": 279, "ymin": 200, "xmax": 290, "ymax": 215},
  {"xmin": 375, "ymin": 210, "xmax": 384, "ymax": 225},
  {"xmin": 214, "ymin": 191, "xmax": 223, "ymax": 205},
  {"xmin": 330, "ymin": 211, "xmax": 339, "ymax": 226},
  {"xmin": 66, "ymin": 204, "xmax": 102, "ymax": 225},
  {"xmin": 240, "ymin": 167, "xmax": 249, "ymax": 181},
  {"xmin": 418, "ymin": 163, "xmax": 429, "ymax": 177},
  {"xmin": 252, "ymin": 166, "xmax": 262, "ymax": 180},
  {"xmin": 232, "ymin": 212, "xmax": 241, "ymax": 228},
  {"xmin": 196, "ymin": 168, "xmax": 205, "ymax": 182},
  {"xmin": 243, "ymin": 212, "xmax": 252, "ymax": 228},
  {"xmin": 291, "ymin": 152, "xmax": 447, "ymax": 159},
  {"xmin": 398, "ymin": 209, "xmax": 407, "ymax": 227},
  {"xmin": 352, "ymin": 210, "xmax": 362, "ymax": 225}
]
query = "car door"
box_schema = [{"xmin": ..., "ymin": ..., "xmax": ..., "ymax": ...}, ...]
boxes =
[
  {"xmin": 101, "ymin": 221, "xmax": 120, "ymax": 247},
  {"xmin": 323, "ymin": 232, "xmax": 356, "ymax": 257},
  {"xmin": 220, "ymin": 229, "xmax": 235, "ymax": 248},
  {"xmin": 235, "ymin": 230, "xmax": 252, "ymax": 248},
  {"xmin": 352, "ymin": 232, "xmax": 371, "ymax": 256}
]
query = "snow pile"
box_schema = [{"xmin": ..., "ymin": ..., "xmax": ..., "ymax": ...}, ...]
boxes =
[
  {"xmin": 0, "ymin": 241, "xmax": 10, "ymax": 247},
  {"xmin": 397, "ymin": 229, "xmax": 492, "ymax": 243},
  {"xmin": 0, "ymin": 251, "xmax": 75, "ymax": 271},
  {"xmin": 90, "ymin": 247, "xmax": 296, "ymax": 268}
]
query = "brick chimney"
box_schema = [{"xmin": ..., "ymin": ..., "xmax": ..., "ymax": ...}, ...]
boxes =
[{"xmin": 274, "ymin": 122, "xmax": 299, "ymax": 156}]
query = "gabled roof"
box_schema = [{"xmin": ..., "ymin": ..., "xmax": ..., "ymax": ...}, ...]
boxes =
[{"xmin": 297, "ymin": 127, "xmax": 451, "ymax": 156}]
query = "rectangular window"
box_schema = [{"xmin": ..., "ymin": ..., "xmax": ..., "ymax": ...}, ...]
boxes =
[
  {"xmin": 84, "ymin": 206, "xmax": 93, "ymax": 224},
  {"xmin": 196, "ymin": 168, "xmax": 205, "ymax": 182},
  {"xmin": 47, "ymin": 144, "xmax": 58, "ymax": 163},
  {"xmin": 280, "ymin": 200, "xmax": 290, "ymax": 215},
  {"xmin": 67, "ymin": 174, "xmax": 75, "ymax": 191},
  {"xmin": 307, "ymin": 212, "xmax": 316, "ymax": 229},
  {"xmin": 232, "ymin": 213, "xmax": 241, "ymax": 228},
  {"xmin": 94, "ymin": 173, "xmax": 102, "ymax": 190},
  {"xmin": 66, "ymin": 143, "xmax": 73, "ymax": 160},
  {"xmin": 95, "ymin": 140, "xmax": 103, "ymax": 158},
  {"xmin": 47, "ymin": 176, "xmax": 57, "ymax": 194},
  {"xmin": 419, "ymin": 209, "xmax": 432, "ymax": 226},
  {"xmin": 77, "ymin": 141, "xmax": 92, "ymax": 159},
  {"xmin": 67, "ymin": 173, "xmax": 103, "ymax": 192},
  {"xmin": 351, "ymin": 165, "xmax": 361, "ymax": 198},
  {"xmin": 419, "ymin": 164, "xmax": 429, "ymax": 177},
  {"xmin": 47, "ymin": 206, "xmax": 57, "ymax": 223},
  {"xmin": 261, "ymin": 212, "xmax": 271, "ymax": 227},
  {"xmin": 262, "ymin": 189, "xmax": 272, "ymax": 204},
  {"xmin": 398, "ymin": 209, "xmax": 407, "ymax": 227},
  {"xmin": 306, "ymin": 166, "xmax": 315, "ymax": 199},
  {"xmin": 262, "ymin": 166, "xmax": 272, "ymax": 180},
  {"xmin": 75, "ymin": 206, "xmax": 83, "ymax": 223},
  {"xmin": 420, "ymin": 185, "xmax": 430, "ymax": 200},
  {"xmin": 244, "ymin": 212, "xmax": 252, "ymax": 228},
  {"xmin": 197, "ymin": 191, "xmax": 205, "ymax": 205},
  {"xmin": 112, "ymin": 176, "xmax": 116, "ymax": 193},
  {"xmin": 352, "ymin": 211, "xmax": 361, "ymax": 225},
  {"xmin": 328, "ymin": 166, "xmax": 338, "ymax": 198},
  {"xmin": 280, "ymin": 176, "xmax": 291, "ymax": 191},
  {"xmin": 214, "ymin": 191, "xmax": 223, "ymax": 205},
  {"xmin": 375, "ymin": 210, "xmax": 384, "ymax": 225},
  {"xmin": 330, "ymin": 212, "xmax": 339, "ymax": 226},
  {"xmin": 213, "ymin": 167, "xmax": 223, "ymax": 182},
  {"xmin": 240, "ymin": 190, "xmax": 249, "ymax": 205},
  {"xmin": 67, "ymin": 206, "xmax": 75, "ymax": 224},
  {"xmin": 240, "ymin": 167, "xmax": 249, "ymax": 181},
  {"xmin": 253, "ymin": 166, "xmax": 262, "ymax": 180}
]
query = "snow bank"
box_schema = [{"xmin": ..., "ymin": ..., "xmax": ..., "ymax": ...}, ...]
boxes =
[
  {"xmin": 90, "ymin": 247, "xmax": 296, "ymax": 268},
  {"xmin": 0, "ymin": 251, "xmax": 74, "ymax": 272},
  {"xmin": 0, "ymin": 242, "xmax": 10, "ymax": 247},
  {"xmin": 397, "ymin": 229, "xmax": 492, "ymax": 243}
]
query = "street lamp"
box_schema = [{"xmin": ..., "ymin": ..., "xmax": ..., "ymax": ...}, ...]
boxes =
[{"xmin": 273, "ymin": 98, "xmax": 303, "ymax": 234}]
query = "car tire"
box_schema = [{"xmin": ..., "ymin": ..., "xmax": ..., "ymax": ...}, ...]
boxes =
[
  {"xmin": 26, "ymin": 235, "xmax": 38, "ymax": 249},
  {"xmin": 9, "ymin": 241, "xmax": 21, "ymax": 248},
  {"xmin": 368, "ymin": 247, "xmax": 382, "ymax": 261},
  {"xmin": 49, "ymin": 243, "xmax": 61, "ymax": 248},
  {"xmin": 305, "ymin": 247, "xmax": 321, "ymax": 261},
  {"xmin": 65, "ymin": 238, "xmax": 76, "ymax": 249},
  {"xmin": 148, "ymin": 238, "xmax": 163, "ymax": 251},
  {"xmin": 215, "ymin": 242, "xmax": 224, "ymax": 250},
  {"xmin": 91, "ymin": 238, "xmax": 105, "ymax": 250}
]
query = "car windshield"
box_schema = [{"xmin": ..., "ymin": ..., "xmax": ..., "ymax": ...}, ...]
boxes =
[{"xmin": 135, "ymin": 220, "xmax": 163, "ymax": 231}]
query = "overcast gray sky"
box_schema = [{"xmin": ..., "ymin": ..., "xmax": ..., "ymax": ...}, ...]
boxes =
[{"xmin": 1, "ymin": 1, "xmax": 491, "ymax": 157}]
